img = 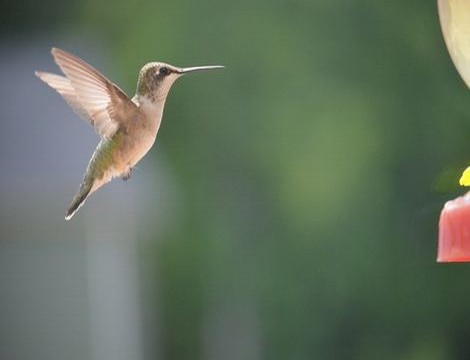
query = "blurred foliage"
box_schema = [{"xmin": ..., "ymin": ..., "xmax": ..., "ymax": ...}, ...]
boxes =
[
  {"xmin": 6, "ymin": 0, "xmax": 470, "ymax": 358},
  {"xmin": 75, "ymin": 0, "xmax": 470, "ymax": 359},
  {"xmin": 0, "ymin": 0, "xmax": 79, "ymax": 35}
]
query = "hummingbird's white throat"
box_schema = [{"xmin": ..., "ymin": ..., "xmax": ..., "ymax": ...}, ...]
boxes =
[{"xmin": 134, "ymin": 94, "xmax": 166, "ymax": 129}]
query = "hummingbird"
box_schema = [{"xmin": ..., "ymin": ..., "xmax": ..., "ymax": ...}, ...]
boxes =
[{"xmin": 35, "ymin": 48, "xmax": 223, "ymax": 220}]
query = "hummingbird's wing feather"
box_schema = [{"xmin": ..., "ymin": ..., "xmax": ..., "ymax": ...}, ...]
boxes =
[
  {"xmin": 50, "ymin": 48, "xmax": 139, "ymax": 139},
  {"xmin": 36, "ymin": 68, "xmax": 119, "ymax": 138},
  {"xmin": 35, "ymin": 72, "xmax": 92, "ymax": 123}
]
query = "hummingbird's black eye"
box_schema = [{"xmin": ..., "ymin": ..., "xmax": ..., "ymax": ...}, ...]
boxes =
[{"xmin": 160, "ymin": 67, "xmax": 169, "ymax": 76}]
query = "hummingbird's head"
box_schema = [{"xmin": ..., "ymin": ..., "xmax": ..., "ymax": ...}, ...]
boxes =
[
  {"xmin": 136, "ymin": 62, "xmax": 181, "ymax": 101},
  {"xmin": 136, "ymin": 62, "xmax": 224, "ymax": 101}
]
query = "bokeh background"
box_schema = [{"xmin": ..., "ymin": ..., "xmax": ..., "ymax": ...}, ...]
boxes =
[{"xmin": 1, "ymin": 0, "xmax": 470, "ymax": 359}]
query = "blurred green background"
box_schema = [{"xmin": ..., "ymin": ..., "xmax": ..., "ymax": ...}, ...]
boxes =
[{"xmin": 2, "ymin": 0, "xmax": 470, "ymax": 359}]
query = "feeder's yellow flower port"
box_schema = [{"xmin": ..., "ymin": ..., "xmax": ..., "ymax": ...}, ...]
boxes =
[{"xmin": 460, "ymin": 167, "xmax": 470, "ymax": 186}]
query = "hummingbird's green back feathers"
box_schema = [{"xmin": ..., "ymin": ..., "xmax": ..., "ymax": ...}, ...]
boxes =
[{"xmin": 65, "ymin": 133, "xmax": 125, "ymax": 220}]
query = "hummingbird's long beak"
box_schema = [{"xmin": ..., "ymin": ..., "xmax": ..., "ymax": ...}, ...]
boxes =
[{"xmin": 179, "ymin": 65, "xmax": 224, "ymax": 74}]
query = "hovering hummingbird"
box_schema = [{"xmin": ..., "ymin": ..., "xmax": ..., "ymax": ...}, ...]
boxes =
[{"xmin": 36, "ymin": 48, "xmax": 223, "ymax": 220}]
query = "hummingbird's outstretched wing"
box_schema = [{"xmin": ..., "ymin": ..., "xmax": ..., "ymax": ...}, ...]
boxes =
[
  {"xmin": 36, "ymin": 48, "xmax": 139, "ymax": 139},
  {"xmin": 35, "ymin": 72, "xmax": 93, "ymax": 123}
]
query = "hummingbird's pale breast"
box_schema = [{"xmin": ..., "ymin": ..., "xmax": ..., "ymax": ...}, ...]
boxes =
[
  {"xmin": 90, "ymin": 97, "xmax": 164, "ymax": 189},
  {"xmin": 129, "ymin": 94, "xmax": 166, "ymax": 163}
]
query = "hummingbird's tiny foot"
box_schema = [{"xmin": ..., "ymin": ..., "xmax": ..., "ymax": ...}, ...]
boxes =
[{"xmin": 122, "ymin": 167, "xmax": 133, "ymax": 181}]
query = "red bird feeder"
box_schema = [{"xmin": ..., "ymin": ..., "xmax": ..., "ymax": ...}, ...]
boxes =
[
  {"xmin": 437, "ymin": 1, "xmax": 470, "ymax": 262},
  {"xmin": 438, "ymin": 192, "xmax": 470, "ymax": 262}
]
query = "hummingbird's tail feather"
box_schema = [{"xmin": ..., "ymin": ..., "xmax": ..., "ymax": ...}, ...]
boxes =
[{"xmin": 65, "ymin": 181, "xmax": 93, "ymax": 221}]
